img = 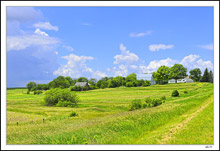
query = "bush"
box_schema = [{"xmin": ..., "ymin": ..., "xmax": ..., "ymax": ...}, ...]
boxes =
[
  {"xmin": 160, "ymin": 96, "xmax": 166, "ymax": 100},
  {"xmin": 70, "ymin": 85, "xmax": 82, "ymax": 91},
  {"xmin": 69, "ymin": 111, "xmax": 77, "ymax": 117},
  {"xmin": 172, "ymin": 90, "xmax": 179, "ymax": 97},
  {"xmin": 43, "ymin": 88, "xmax": 79, "ymax": 106},
  {"xmin": 31, "ymin": 87, "xmax": 37, "ymax": 91},
  {"xmin": 89, "ymin": 85, "xmax": 98, "ymax": 90},
  {"xmin": 56, "ymin": 101, "xmax": 76, "ymax": 107},
  {"xmin": 36, "ymin": 90, "xmax": 43, "ymax": 95},
  {"xmin": 126, "ymin": 82, "xmax": 134, "ymax": 87},
  {"xmin": 82, "ymin": 86, "xmax": 88, "ymax": 91},
  {"xmin": 144, "ymin": 97, "xmax": 162, "ymax": 107},
  {"xmin": 34, "ymin": 91, "xmax": 37, "ymax": 95},
  {"xmin": 145, "ymin": 97, "xmax": 152, "ymax": 103},
  {"xmin": 27, "ymin": 91, "xmax": 30, "ymax": 94},
  {"xmin": 184, "ymin": 90, "xmax": 188, "ymax": 94},
  {"xmin": 128, "ymin": 99, "xmax": 142, "ymax": 111}
]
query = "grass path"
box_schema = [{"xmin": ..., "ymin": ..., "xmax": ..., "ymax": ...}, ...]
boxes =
[{"xmin": 158, "ymin": 95, "xmax": 213, "ymax": 144}]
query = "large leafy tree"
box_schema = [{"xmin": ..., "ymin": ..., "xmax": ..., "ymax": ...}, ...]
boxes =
[
  {"xmin": 200, "ymin": 68, "xmax": 210, "ymax": 82},
  {"xmin": 189, "ymin": 68, "xmax": 202, "ymax": 82},
  {"xmin": 168, "ymin": 64, "xmax": 187, "ymax": 81},
  {"xmin": 153, "ymin": 65, "xmax": 170, "ymax": 84},
  {"xmin": 26, "ymin": 82, "xmax": 37, "ymax": 91},
  {"xmin": 65, "ymin": 76, "xmax": 75, "ymax": 86},
  {"xmin": 88, "ymin": 78, "xmax": 97, "ymax": 86},
  {"xmin": 48, "ymin": 76, "xmax": 70, "ymax": 89},
  {"xmin": 126, "ymin": 73, "xmax": 137, "ymax": 82},
  {"xmin": 77, "ymin": 77, "xmax": 88, "ymax": 82}
]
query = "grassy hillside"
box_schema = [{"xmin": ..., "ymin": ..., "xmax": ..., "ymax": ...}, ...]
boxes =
[{"xmin": 6, "ymin": 82, "xmax": 213, "ymax": 144}]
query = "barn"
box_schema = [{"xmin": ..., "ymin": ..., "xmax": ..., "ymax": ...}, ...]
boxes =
[
  {"xmin": 74, "ymin": 82, "xmax": 90, "ymax": 89},
  {"xmin": 168, "ymin": 79, "xmax": 176, "ymax": 83}
]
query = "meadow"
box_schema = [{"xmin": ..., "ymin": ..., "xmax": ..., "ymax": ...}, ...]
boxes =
[{"xmin": 6, "ymin": 82, "xmax": 213, "ymax": 144}]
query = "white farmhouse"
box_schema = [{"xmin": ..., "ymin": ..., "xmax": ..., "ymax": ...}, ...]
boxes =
[
  {"xmin": 168, "ymin": 79, "xmax": 176, "ymax": 83},
  {"xmin": 137, "ymin": 73, "xmax": 156, "ymax": 85}
]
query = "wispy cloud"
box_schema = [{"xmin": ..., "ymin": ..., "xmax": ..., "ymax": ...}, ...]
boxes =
[
  {"xmin": 129, "ymin": 31, "xmax": 152, "ymax": 37},
  {"xmin": 34, "ymin": 22, "xmax": 58, "ymax": 31},
  {"xmin": 81, "ymin": 23, "xmax": 92, "ymax": 26},
  {"xmin": 34, "ymin": 28, "xmax": 49, "ymax": 36},
  {"xmin": 63, "ymin": 45, "xmax": 74, "ymax": 52},
  {"xmin": 197, "ymin": 43, "xmax": 213, "ymax": 50},
  {"xmin": 149, "ymin": 44, "xmax": 174, "ymax": 52}
]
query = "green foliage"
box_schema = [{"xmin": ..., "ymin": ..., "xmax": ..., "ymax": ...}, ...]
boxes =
[
  {"xmin": 77, "ymin": 77, "xmax": 88, "ymax": 82},
  {"xmin": 34, "ymin": 91, "xmax": 37, "ymax": 95},
  {"xmin": 56, "ymin": 101, "xmax": 76, "ymax": 107},
  {"xmin": 128, "ymin": 99, "xmax": 142, "ymax": 111},
  {"xmin": 36, "ymin": 90, "xmax": 43, "ymax": 95},
  {"xmin": 153, "ymin": 65, "xmax": 170, "ymax": 84},
  {"xmin": 160, "ymin": 96, "xmax": 166, "ymax": 100},
  {"xmin": 82, "ymin": 86, "xmax": 88, "ymax": 91},
  {"xmin": 169, "ymin": 64, "xmax": 187, "ymax": 80},
  {"xmin": 96, "ymin": 80, "xmax": 108, "ymax": 88},
  {"xmin": 189, "ymin": 68, "xmax": 202, "ymax": 82},
  {"xmin": 108, "ymin": 79, "xmax": 119, "ymax": 88},
  {"xmin": 27, "ymin": 91, "xmax": 29, "ymax": 94},
  {"xmin": 200, "ymin": 68, "xmax": 210, "ymax": 82},
  {"xmin": 144, "ymin": 97, "xmax": 163, "ymax": 107},
  {"xmin": 48, "ymin": 76, "xmax": 70, "ymax": 89},
  {"xmin": 89, "ymin": 85, "xmax": 98, "ymax": 90},
  {"xmin": 88, "ymin": 78, "xmax": 97, "ymax": 86},
  {"xmin": 65, "ymin": 76, "xmax": 76, "ymax": 86},
  {"xmin": 184, "ymin": 90, "xmax": 188, "ymax": 94},
  {"xmin": 70, "ymin": 85, "xmax": 82, "ymax": 91},
  {"xmin": 209, "ymin": 70, "xmax": 213, "ymax": 83},
  {"xmin": 172, "ymin": 90, "xmax": 179, "ymax": 97},
  {"xmin": 43, "ymin": 88, "xmax": 79, "ymax": 106},
  {"xmin": 126, "ymin": 82, "xmax": 133, "ymax": 87},
  {"xmin": 145, "ymin": 80, "xmax": 151, "ymax": 86},
  {"xmin": 69, "ymin": 111, "xmax": 77, "ymax": 117},
  {"xmin": 26, "ymin": 82, "xmax": 37, "ymax": 91},
  {"xmin": 126, "ymin": 73, "xmax": 137, "ymax": 82}
]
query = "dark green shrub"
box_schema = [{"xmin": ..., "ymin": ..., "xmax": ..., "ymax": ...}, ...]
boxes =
[
  {"xmin": 128, "ymin": 99, "xmax": 142, "ymax": 111},
  {"xmin": 172, "ymin": 90, "xmax": 179, "ymax": 97},
  {"xmin": 43, "ymin": 88, "xmax": 79, "ymax": 106},
  {"xmin": 27, "ymin": 91, "xmax": 30, "ymax": 94},
  {"xmin": 142, "ymin": 103, "xmax": 148, "ymax": 108},
  {"xmin": 31, "ymin": 87, "xmax": 37, "ymax": 91},
  {"xmin": 145, "ymin": 97, "xmax": 152, "ymax": 103},
  {"xmin": 70, "ymin": 85, "xmax": 82, "ymax": 91},
  {"xmin": 56, "ymin": 101, "xmax": 76, "ymax": 107},
  {"xmin": 126, "ymin": 82, "xmax": 133, "ymax": 87},
  {"xmin": 160, "ymin": 96, "xmax": 166, "ymax": 100},
  {"xmin": 69, "ymin": 111, "xmax": 77, "ymax": 117},
  {"xmin": 82, "ymin": 86, "xmax": 88, "ymax": 91},
  {"xmin": 184, "ymin": 90, "xmax": 188, "ymax": 94},
  {"xmin": 89, "ymin": 85, "xmax": 98, "ymax": 90},
  {"xmin": 152, "ymin": 98, "xmax": 162, "ymax": 106},
  {"xmin": 36, "ymin": 90, "xmax": 43, "ymax": 95},
  {"xmin": 34, "ymin": 91, "xmax": 37, "ymax": 95}
]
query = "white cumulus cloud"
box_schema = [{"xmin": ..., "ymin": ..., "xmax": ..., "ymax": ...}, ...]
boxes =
[
  {"xmin": 63, "ymin": 45, "xmax": 74, "ymax": 51},
  {"xmin": 7, "ymin": 35, "xmax": 60, "ymax": 51},
  {"xmin": 34, "ymin": 28, "xmax": 49, "ymax": 36},
  {"xmin": 149, "ymin": 44, "xmax": 174, "ymax": 52},
  {"xmin": 53, "ymin": 54, "xmax": 106, "ymax": 79},
  {"xmin": 114, "ymin": 44, "xmax": 139, "ymax": 64},
  {"xmin": 34, "ymin": 22, "xmax": 58, "ymax": 31}
]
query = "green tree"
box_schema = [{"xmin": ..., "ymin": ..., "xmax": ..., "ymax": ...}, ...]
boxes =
[
  {"xmin": 48, "ymin": 76, "xmax": 70, "ymax": 89},
  {"xmin": 88, "ymin": 78, "xmax": 97, "ymax": 86},
  {"xmin": 65, "ymin": 76, "xmax": 75, "ymax": 86},
  {"xmin": 153, "ymin": 65, "xmax": 170, "ymax": 84},
  {"xmin": 126, "ymin": 73, "xmax": 137, "ymax": 82},
  {"xmin": 77, "ymin": 77, "xmax": 88, "ymax": 82},
  {"xmin": 200, "ymin": 68, "xmax": 210, "ymax": 82},
  {"xmin": 169, "ymin": 64, "xmax": 187, "ymax": 82},
  {"xmin": 189, "ymin": 68, "xmax": 202, "ymax": 82},
  {"xmin": 26, "ymin": 82, "xmax": 37, "ymax": 91},
  {"xmin": 209, "ymin": 70, "xmax": 213, "ymax": 83},
  {"xmin": 108, "ymin": 79, "xmax": 118, "ymax": 88},
  {"xmin": 96, "ymin": 80, "xmax": 108, "ymax": 88},
  {"xmin": 114, "ymin": 76, "xmax": 124, "ymax": 86}
]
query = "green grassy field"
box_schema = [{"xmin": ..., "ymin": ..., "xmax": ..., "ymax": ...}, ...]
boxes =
[{"xmin": 6, "ymin": 82, "xmax": 213, "ymax": 144}]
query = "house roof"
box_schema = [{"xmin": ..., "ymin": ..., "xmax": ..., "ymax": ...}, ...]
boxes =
[{"xmin": 75, "ymin": 82, "xmax": 88, "ymax": 87}]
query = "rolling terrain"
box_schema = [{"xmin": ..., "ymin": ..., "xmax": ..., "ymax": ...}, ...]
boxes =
[{"xmin": 6, "ymin": 82, "xmax": 213, "ymax": 144}]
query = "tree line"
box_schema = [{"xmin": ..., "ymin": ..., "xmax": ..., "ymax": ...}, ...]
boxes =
[
  {"xmin": 26, "ymin": 73, "xmax": 151, "ymax": 91},
  {"xmin": 26, "ymin": 64, "xmax": 213, "ymax": 91},
  {"xmin": 153, "ymin": 64, "xmax": 213, "ymax": 84}
]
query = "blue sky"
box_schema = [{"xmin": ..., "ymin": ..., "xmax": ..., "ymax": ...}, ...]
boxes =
[{"xmin": 7, "ymin": 7, "xmax": 213, "ymax": 87}]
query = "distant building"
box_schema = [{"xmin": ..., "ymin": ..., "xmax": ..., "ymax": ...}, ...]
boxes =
[
  {"xmin": 185, "ymin": 78, "xmax": 193, "ymax": 83},
  {"xmin": 137, "ymin": 73, "xmax": 156, "ymax": 85},
  {"xmin": 177, "ymin": 78, "xmax": 193, "ymax": 83},
  {"xmin": 168, "ymin": 79, "xmax": 176, "ymax": 83},
  {"xmin": 74, "ymin": 82, "xmax": 90, "ymax": 89}
]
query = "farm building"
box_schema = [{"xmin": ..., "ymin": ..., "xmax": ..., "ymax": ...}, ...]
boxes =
[
  {"xmin": 177, "ymin": 78, "xmax": 193, "ymax": 83},
  {"xmin": 168, "ymin": 79, "xmax": 176, "ymax": 83},
  {"xmin": 137, "ymin": 74, "xmax": 156, "ymax": 85},
  {"xmin": 74, "ymin": 82, "xmax": 90, "ymax": 89}
]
